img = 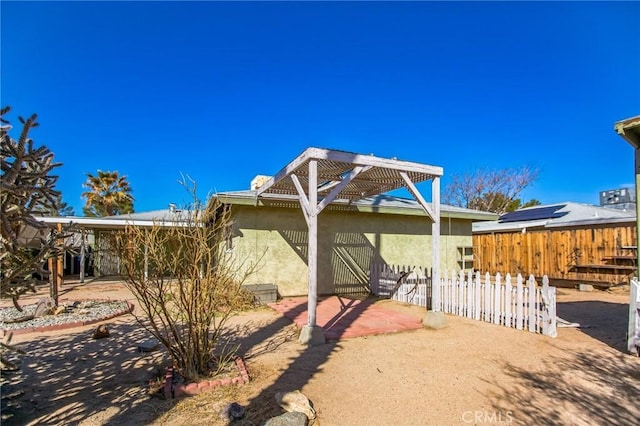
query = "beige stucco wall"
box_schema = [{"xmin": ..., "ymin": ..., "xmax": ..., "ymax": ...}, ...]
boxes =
[{"xmin": 230, "ymin": 204, "xmax": 473, "ymax": 296}]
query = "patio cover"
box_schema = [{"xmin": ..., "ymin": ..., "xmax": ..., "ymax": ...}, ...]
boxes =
[{"xmin": 255, "ymin": 147, "xmax": 444, "ymax": 344}]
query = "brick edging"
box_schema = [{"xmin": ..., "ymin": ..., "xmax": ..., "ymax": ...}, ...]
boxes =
[
  {"xmin": 163, "ymin": 356, "xmax": 250, "ymax": 399},
  {"xmin": 0, "ymin": 300, "xmax": 135, "ymax": 337}
]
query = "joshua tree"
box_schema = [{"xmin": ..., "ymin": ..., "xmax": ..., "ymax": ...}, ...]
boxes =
[
  {"xmin": 82, "ymin": 170, "xmax": 134, "ymax": 217},
  {"xmin": 0, "ymin": 106, "xmax": 66, "ymax": 310}
]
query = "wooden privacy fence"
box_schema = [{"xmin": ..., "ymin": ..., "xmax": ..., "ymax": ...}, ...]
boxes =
[
  {"xmin": 370, "ymin": 264, "xmax": 557, "ymax": 337},
  {"xmin": 473, "ymin": 223, "xmax": 637, "ymax": 286}
]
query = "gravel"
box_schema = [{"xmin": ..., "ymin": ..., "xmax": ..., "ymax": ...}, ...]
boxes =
[{"xmin": 0, "ymin": 300, "xmax": 131, "ymax": 332}]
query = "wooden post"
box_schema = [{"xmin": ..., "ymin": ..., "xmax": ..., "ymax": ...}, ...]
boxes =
[
  {"xmin": 49, "ymin": 256, "xmax": 57, "ymax": 303},
  {"xmin": 307, "ymin": 159, "xmax": 318, "ymax": 328},
  {"xmin": 431, "ymin": 176, "xmax": 441, "ymax": 312},
  {"xmin": 56, "ymin": 223, "xmax": 64, "ymax": 290},
  {"xmin": 79, "ymin": 229, "xmax": 86, "ymax": 283},
  {"xmin": 298, "ymin": 159, "xmax": 325, "ymax": 345}
]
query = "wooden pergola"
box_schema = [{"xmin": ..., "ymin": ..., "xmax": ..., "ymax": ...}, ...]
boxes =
[{"xmin": 256, "ymin": 147, "xmax": 444, "ymax": 344}]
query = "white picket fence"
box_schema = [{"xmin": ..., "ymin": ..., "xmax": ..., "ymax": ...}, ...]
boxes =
[{"xmin": 370, "ymin": 264, "xmax": 557, "ymax": 337}]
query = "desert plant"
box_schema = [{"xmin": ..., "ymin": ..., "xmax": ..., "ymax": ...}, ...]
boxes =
[
  {"xmin": 0, "ymin": 106, "xmax": 70, "ymax": 310},
  {"xmin": 114, "ymin": 179, "xmax": 257, "ymax": 382}
]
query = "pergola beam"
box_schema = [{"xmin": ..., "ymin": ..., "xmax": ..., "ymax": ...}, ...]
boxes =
[
  {"xmin": 400, "ymin": 172, "xmax": 435, "ymax": 221},
  {"xmin": 290, "ymin": 173, "xmax": 312, "ymax": 227},
  {"xmin": 316, "ymin": 166, "xmax": 371, "ymax": 213}
]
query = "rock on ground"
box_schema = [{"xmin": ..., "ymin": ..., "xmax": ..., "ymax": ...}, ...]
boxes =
[
  {"xmin": 263, "ymin": 411, "xmax": 308, "ymax": 426},
  {"xmin": 274, "ymin": 390, "xmax": 316, "ymax": 420}
]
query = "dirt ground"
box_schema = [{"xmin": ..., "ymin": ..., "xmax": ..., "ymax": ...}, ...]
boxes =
[{"xmin": 1, "ymin": 278, "xmax": 639, "ymax": 426}]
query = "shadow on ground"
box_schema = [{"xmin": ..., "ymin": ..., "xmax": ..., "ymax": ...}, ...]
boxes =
[
  {"xmin": 1, "ymin": 318, "xmax": 170, "ymax": 426},
  {"xmin": 236, "ymin": 296, "xmax": 374, "ymax": 424},
  {"xmin": 178, "ymin": 295, "xmax": 382, "ymax": 424},
  {"xmin": 488, "ymin": 348, "xmax": 640, "ymax": 425},
  {"xmin": 556, "ymin": 300, "xmax": 629, "ymax": 352},
  {"xmin": 1, "ymin": 282, "xmax": 421, "ymax": 426}
]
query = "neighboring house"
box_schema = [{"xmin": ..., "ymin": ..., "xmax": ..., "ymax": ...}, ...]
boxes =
[
  {"xmin": 37, "ymin": 212, "xmax": 182, "ymax": 278},
  {"xmin": 17, "ymin": 222, "xmax": 90, "ymax": 277},
  {"xmin": 473, "ymin": 202, "xmax": 637, "ymax": 286}
]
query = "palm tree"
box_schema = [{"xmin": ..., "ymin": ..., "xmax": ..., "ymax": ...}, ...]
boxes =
[{"xmin": 82, "ymin": 170, "xmax": 134, "ymax": 217}]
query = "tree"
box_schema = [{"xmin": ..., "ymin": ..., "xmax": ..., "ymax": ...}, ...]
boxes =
[
  {"xmin": 444, "ymin": 166, "xmax": 540, "ymax": 215},
  {"xmin": 512, "ymin": 198, "xmax": 541, "ymax": 211},
  {"xmin": 113, "ymin": 179, "xmax": 257, "ymax": 382},
  {"xmin": 55, "ymin": 200, "xmax": 75, "ymax": 216},
  {"xmin": 0, "ymin": 106, "xmax": 66, "ymax": 310},
  {"xmin": 82, "ymin": 170, "xmax": 134, "ymax": 216},
  {"xmin": 33, "ymin": 193, "xmax": 75, "ymax": 217},
  {"xmin": 470, "ymin": 192, "xmax": 541, "ymax": 213}
]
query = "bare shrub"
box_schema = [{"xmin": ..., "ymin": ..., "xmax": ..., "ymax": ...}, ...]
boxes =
[{"xmin": 114, "ymin": 181, "xmax": 256, "ymax": 382}]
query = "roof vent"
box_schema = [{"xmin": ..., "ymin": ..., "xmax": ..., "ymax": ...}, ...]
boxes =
[{"xmin": 168, "ymin": 203, "xmax": 177, "ymax": 213}]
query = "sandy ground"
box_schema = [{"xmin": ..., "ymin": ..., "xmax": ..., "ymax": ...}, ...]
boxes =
[{"xmin": 1, "ymin": 278, "xmax": 639, "ymax": 426}]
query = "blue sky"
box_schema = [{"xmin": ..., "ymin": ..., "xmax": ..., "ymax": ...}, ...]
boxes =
[{"xmin": 2, "ymin": 1, "xmax": 639, "ymax": 215}]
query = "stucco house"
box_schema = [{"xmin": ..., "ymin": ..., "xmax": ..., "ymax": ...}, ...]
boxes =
[
  {"xmin": 39, "ymin": 195, "xmax": 494, "ymax": 299},
  {"xmin": 215, "ymin": 190, "xmax": 495, "ymax": 296},
  {"xmin": 58, "ymin": 190, "xmax": 493, "ymax": 296}
]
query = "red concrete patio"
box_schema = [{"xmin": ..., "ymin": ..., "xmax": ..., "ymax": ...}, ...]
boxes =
[{"xmin": 269, "ymin": 295, "xmax": 423, "ymax": 341}]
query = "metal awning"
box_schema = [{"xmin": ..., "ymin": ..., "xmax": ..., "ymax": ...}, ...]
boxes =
[{"xmin": 256, "ymin": 147, "xmax": 444, "ymax": 345}]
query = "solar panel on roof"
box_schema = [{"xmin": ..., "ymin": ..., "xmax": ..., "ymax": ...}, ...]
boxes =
[{"xmin": 498, "ymin": 204, "xmax": 568, "ymax": 223}]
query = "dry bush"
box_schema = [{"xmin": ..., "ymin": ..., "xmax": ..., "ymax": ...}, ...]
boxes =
[{"xmin": 115, "ymin": 180, "xmax": 257, "ymax": 382}]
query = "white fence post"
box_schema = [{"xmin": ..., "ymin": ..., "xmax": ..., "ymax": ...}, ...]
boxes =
[
  {"xmin": 484, "ymin": 272, "xmax": 491, "ymax": 322},
  {"xmin": 458, "ymin": 270, "xmax": 465, "ymax": 316},
  {"xmin": 466, "ymin": 271, "xmax": 474, "ymax": 319},
  {"xmin": 474, "ymin": 272, "xmax": 482, "ymax": 321},
  {"xmin": 494, "ymin": 273, "xmax": 502, "ymax": 325},
  {"xmin": 628, "ymin": 278, "xmax": 639, "ymax": 354},
  {"xmin": 442, "ymin": 273, "xmax": 448, "ymax": 313},
  {"xmin": 516, "ymin": 274, "xmax": 524, "ymax": 330},
  {"xmin": 528, "ymin": 275, "xmax": 536, "ymax": 333},
  {"xmin": 505, "ymin": 274, "xmax": 513, "ymax": 328},
  {"xmin": 541, "ymin": 276, "xmax": 557, "ymax": 338}
]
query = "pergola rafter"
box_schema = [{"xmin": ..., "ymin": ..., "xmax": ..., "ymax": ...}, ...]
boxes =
[{"xmin": 256, "ymin": 147, "xmax": 444, "ymax": 345}]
